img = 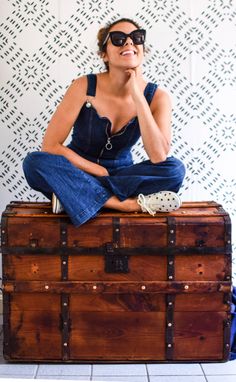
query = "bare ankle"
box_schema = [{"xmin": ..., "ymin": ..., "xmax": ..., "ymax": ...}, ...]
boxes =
[{"xmin": 104, "ymin": 196, "xmax": 141, "ymax": 212}]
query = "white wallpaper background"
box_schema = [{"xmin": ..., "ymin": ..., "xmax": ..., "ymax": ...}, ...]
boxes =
[{"xmin": 0, "ymin": 0, "xmax": 235, "ymax": 277}]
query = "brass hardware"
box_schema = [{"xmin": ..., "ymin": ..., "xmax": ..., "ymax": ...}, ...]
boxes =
[
  {"xmin": 29, "ymin": 238, "xmax": 38, "ymax": 248},
  {"xmin": 141, "ymin": 285, "xmax": 146, "ymax": 290},
  {"xmin": 184, "ymin": 285, "xmax": 189, "ymax": 290}
]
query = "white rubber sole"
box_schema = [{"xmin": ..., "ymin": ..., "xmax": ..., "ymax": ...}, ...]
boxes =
[{"xmin": 52, "ymin": 193, "xmax": 64, "ymax": 214}]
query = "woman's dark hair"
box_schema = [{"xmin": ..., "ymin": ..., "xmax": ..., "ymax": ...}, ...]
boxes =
[{"xmin": 97, "ymin": 18, "xmax": 143, "ymax": 71}]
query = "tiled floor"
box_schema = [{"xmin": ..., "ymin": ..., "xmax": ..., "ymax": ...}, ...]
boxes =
[{"xmin": 0, "ymin": 326, "xmax": 235, "ymax": 381}]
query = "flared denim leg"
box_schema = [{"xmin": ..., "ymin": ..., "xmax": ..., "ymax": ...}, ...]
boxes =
[
  {"xmin": 23, "ymin": 152, "xmax": 112, "ymax": 226},
  {"xmin": 99, "ymin": 156, "xmax": 186, "ymax": 201}
]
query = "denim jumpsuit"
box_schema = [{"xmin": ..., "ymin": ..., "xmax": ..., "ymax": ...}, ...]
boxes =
[{"xmin": 23, "ymin": 74, "xmax": 186, "ymax": 226}]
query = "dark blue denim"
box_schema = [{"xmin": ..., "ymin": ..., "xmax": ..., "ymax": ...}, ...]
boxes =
[
  {"xmin": 23, "ymin": 74, "xmax": 186, "ymax": 226},
  {"xmin": 67, "ymin": 73, "xmax": 158, "ymax": 166}
]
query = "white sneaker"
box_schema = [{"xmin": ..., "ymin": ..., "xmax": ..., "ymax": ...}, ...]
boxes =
[
  {"xmin": 137, "ymin": 191, "xmax": 181, "ymax": 216},
  {"xmin": 52, "ymin": 193, "xmax": 64, "ymax": 214}
]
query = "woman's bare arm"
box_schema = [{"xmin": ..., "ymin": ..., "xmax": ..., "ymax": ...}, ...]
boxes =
[
  {"xmin": 41, "ymin": 76, "xmax": 109, "ymax": 176},
  {"xmin": 125, "ymin": 68, "xmax": 171, "ymax": 163}
]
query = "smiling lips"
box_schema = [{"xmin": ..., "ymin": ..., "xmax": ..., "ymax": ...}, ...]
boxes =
[{"xmin": 120, "ymin": 50, "xmax": 137, "ymax": 56}]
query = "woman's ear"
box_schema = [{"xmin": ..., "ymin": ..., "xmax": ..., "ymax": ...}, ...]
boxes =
[{"xmin": 101, "ymin": 52, "xmax": 108, "ymax": 63}]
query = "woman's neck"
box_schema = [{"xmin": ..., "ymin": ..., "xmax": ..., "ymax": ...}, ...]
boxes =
[{"xmin": 100, "ymin": 67, "xmax": 145, "ymax": 97}]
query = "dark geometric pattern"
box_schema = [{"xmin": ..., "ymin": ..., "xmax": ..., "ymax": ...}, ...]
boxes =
[{"xmin": 0, "ymin": 0, "xmax": 235, "ymax": 276}]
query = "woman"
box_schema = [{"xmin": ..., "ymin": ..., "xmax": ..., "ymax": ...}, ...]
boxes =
[{"xmin": 23, "ymin": 17, "xmax": 186, "ymax": 227}]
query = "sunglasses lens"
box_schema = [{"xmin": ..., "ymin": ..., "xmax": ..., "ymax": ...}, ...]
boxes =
[
  {"xmin": 132, "ymin": 30, "xmax": 145, "ymax": 44},
  {"xmin": 110, "ymin": 32, "xmax": 126, "ymax": 46}
]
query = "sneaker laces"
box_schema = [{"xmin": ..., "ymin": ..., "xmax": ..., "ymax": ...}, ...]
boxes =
[{"xmin": 137, "ymin": 193, "xmax": 156, "ymax": 216}]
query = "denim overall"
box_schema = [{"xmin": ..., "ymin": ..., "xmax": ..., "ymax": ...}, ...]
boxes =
[{"xmin": 23, "ymin": 74, "xmax": 186, "ymax": 226}]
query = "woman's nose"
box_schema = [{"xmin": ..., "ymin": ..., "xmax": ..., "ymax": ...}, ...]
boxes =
[{"xmin": 124, "ymin": 37, "xmax": 134, "ymax": 45}]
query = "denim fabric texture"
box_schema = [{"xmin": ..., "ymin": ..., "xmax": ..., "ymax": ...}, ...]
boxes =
[{"xmin": 23, "ymin": 74, "xmax": 186, "ymax": 226}]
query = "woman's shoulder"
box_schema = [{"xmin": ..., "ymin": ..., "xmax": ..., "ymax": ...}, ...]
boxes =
[
  {"xmin": 64, "ymin": 75, "xmax": 90, "ymax": 100},
  {"xmin": 72, "ymin": 72, "xmax": 101, "ymax": 84},
  {"xmin": 70, "ymin": 75, "xmax": 88, "ymax": 89},
  {"xmin": 150, "ymin": 85, "xmax": 172, "ymax": 109}
]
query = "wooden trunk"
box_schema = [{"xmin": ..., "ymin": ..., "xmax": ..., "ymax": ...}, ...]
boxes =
[{"xmin": 1, "ymin": 201, "xmax": 232, "ymax": 362}]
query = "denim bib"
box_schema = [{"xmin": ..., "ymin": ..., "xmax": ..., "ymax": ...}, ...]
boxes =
[{"xmin": 68, "ymin": 73, "xmax": 158, "ymax": 168}]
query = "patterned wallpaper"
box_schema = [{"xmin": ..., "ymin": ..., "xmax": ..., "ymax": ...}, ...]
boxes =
[{"xmin": 0, "ymin": 0, "xmax": 235, "ymax": 276}]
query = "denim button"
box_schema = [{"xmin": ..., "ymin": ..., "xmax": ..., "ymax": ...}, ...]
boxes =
[{"xmin": 86, "ymin": 102, "xmax": 91, "ymax": 108}]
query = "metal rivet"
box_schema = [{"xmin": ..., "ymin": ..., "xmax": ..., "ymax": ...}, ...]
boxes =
[
  {"xmin": 93, "ymin": 285, "xmax": 97, "ymax": 290},
  {"xmin": 62, "ymin": 230, "xmax": 66, "ymax": 234},
  {"xmin": 64, "ymin": 322, "xmax": 67, "ymax": 326},
  {"xmin": 227, "ymin": 240, "xmax": 231, "ymax": 244},
  {"xmin": 170, "ymin": 230, "xmax": 174, "ymax": 234},
  {"xmin": 168, "ymin": 323, "xmax": 172, "ymax": 327},
  {"xmin": 2, "ymin": 242, "xmax": 6, "ymax": 245},
  {"xmin": 226, "ymin": 276, "xmax": 230, "ymax": 280},
  {"xmin": 170, "ymin": 240, "xmax": 174, "ymax": 244},
  {"xmin": 115, "ymin": 228, "xmax": 119, "ymax": 232},
  {"xmin": 182, "ymin": 211, "xmax": 186, "ymax": 214},
  {"xmin": 62, "ymin": 241, "xmax": 66, "ymax": 245},
  {"xmin": 2, "ymin": 230, "xmax": 5, "ymax": 234},
  {"xmin": 226, "ymin": 344, "xmax": 230, "ymax": 348},
  {"xmin": 62, "ymin": 261, "xmax": 67, "ymax": 265},
  {"xmin": 167, "ymin": 344, "xmax": 172, "ymax": 348},
  {"xmin": 184, "ymin": 285, "xmax": 189, "ymax": 290},
  {"xmin": 169, "ymin": 276, "xmax": 173, "ymax": 279},
  {"xmin": 63, "ymin": 342, "xmax": 68, "ymax": 346},
  {"xmin": 63, "ymin": 302, "xmax": 67, "ymax": 306},
  {"xmin": 141, "ymin": 285, "xmax": 146, "ymax": 290},
  {"xmin": 169, "ymin": 261, "xmax": 173, "ymax": 265},
  {"xmin": 168, "ymin": 302, "xmax": 173, "ymax": 306},
  {"xmin": 45, "ymin": 285, "xmax": 49, "ymax": 290}
]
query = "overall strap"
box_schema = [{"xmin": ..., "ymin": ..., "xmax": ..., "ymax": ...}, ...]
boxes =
[
  {"xmin": 144, "ymin": 83, "xmax": 158, "ymax": 105},
  {"xmin": 86, "ymin": 74, "xmax": 97, "ymax": 97}
]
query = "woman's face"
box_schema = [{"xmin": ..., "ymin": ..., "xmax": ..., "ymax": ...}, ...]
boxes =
[{"xmin": 103, "ymin": 22, "xmax": 145, "ymax": 70}]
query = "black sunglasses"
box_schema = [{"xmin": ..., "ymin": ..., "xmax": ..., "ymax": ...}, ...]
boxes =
[{"xmin": 102, "ymin": 29, "xmax": 146, "ymax": 47}]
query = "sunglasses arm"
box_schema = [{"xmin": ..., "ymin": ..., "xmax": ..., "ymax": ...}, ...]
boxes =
[{"xmin": 102, "ymin": 33, "xmax": 110, "ymax": 47}]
